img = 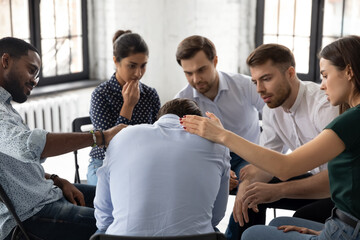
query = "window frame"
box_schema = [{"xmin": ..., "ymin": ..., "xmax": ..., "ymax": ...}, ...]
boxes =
[
  {"xmin": 255, "ymin": 0, "xmax": 325, "ymax": 83},
  {"xmin": 27, "ymin": 0, "xmax": 89, "ymax": 87}
]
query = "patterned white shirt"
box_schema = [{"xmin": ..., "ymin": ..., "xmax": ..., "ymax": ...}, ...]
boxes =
[{"xmin": 0, "ymin": 87, "xmax": 63, "ymax": 239}]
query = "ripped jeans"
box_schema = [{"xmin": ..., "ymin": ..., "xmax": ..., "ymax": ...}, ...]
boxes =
[{"xmin": 4, "ymin": 184, "xmax": 97, "ymax": 240}]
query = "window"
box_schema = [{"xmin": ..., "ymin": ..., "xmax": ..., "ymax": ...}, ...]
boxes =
[
  {"xmin": 256, "ymin": 0, "xmax": 360, "ymax": 82},
  {"xmin": 0, "ymin": 0, "xmax": 88, "ymax": 87}
]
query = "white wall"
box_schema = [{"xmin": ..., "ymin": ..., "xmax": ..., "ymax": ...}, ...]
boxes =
[{"xmin": 87, "ymin": 0, "xmax": 256, "ymax": 104}]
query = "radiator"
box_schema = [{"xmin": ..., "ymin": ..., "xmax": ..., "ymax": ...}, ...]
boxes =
[{"xmin": 12, "ymin": 94, "xmax": 80, "ymax": 133}]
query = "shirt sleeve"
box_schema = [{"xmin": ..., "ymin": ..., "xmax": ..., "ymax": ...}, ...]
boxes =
[
  {"xmin": 211, "ymin": 148, "xmax": 231, "ymax": 227},
  {"xmin": 0, "ymin": 108, "xmax": 47, "ymax": 161},
  {"xmin": 94, "ymin": 156, "xmax": 114, "ymax": 232}
]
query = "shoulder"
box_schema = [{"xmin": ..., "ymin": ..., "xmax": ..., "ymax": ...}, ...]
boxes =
[
  {"xmin": 221, "ymin": 71, "xmax": 251, "ymax": 83},
  {"xmin": 140, "ymin": 82, "xmax": 159, "ymax": 97},
  {"xmin": 175, "ymin": 84, "xmax": 194, "ymax": 98},
  {"xmin": 92, "ymin": 80, "xmax": 112, "ymax": 96}
]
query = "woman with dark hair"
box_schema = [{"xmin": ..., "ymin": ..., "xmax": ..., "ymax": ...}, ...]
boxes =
[
  {"xmin": 181, "ymin": 35, "xmax": 360, "ymax": 240},
  {"xmin": 88, "ymin": 30, "xmax": 160, "ymax": 185}
]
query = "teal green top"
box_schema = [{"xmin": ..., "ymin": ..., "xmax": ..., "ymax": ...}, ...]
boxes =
[{"xmin": 325, "ymin": 105, "xmax": 360, "ymax": 220}]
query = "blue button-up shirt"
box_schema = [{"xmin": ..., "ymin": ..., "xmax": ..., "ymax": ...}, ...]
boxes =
[
  {"xmin": 0, "ymin": 87, "xmax": 63, "ymax": 239},
  {"xmin": 175, "ymin": 71, "xmax": 264, "ymax": 144},
  {"xmin": 90, "ymin": 73, "xmax": 161, "ymax": 160},
  {"xmin": 94, "ymin": 114, "xmax": 230, "ymax": 236}
]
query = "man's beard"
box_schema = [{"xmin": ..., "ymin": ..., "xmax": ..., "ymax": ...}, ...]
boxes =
[{"xmin": 5, "ymin": 70, "xmax": 28, "ymax": 103}]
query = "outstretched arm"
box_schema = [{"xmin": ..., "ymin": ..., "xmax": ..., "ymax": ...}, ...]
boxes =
[
  {"xmin": 41, "ymin": 124, "xmax": 127, "ymax": 158},
  {"xmin": 180, "ymin": 113, "xmax": 344, "ymax": 181}
]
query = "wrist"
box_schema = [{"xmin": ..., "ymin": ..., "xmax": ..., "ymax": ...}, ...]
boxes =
[{"xmin": 50, "ymin": 174, "xmax": 63, "ymax": 188}]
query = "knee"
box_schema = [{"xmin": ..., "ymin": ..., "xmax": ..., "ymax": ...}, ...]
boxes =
[
  {"xmin": 241, "ymin": 226, "xmax": 265, "ymax": 240},
  {"xmin": 269, "ymin": 217, "xmax": 293, "ymax": 227}
]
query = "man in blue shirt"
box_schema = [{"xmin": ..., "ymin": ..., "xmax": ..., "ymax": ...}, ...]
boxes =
[
  {"xmin": 94, "ymin": 98, "xmax": 231, "ymax": 236},
  {"xmin": 0, "ymin": 37, "xmax": 125, "ymax": 240},
  {"xmin": 175, "ymin": 35, "xmax": 264, "ymax": 194}
]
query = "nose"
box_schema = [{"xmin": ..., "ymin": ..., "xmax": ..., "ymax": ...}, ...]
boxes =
[
  {"xmin": 256, "ymin": 81, "xmax": 265, "ymax": 93},
  {"xmin": 320, "ymin": 78, "xmax": 326, "ymax": 90},
  {"xmin": 134, "ymin": 68, "xmax": 142, "ymax": 78},
  {"xmin": 31, "ymin": 76, "xmax": 39, "ymax": 87},
  {"xmin": 193, "ymin": 73, "xmax": 201, "ymax": 83}
]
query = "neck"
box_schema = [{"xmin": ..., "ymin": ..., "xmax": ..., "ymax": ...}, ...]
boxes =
[{"xmin": 282, "ymin": 78, "xmax": 300, "ymax": 111}]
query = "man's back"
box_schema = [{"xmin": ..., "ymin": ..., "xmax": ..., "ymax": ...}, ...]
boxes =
[{"xmin": 94, "ymin": 114, "xmax": 230, "ymax": 236}]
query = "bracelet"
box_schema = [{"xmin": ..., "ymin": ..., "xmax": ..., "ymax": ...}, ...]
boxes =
[
  {"xmin": 90, "ymin": 130, "xmax": 97, "ymax": 147},
  {"xmin": 50, "ymin": 174, "xmax": 59, "ymax": 181},
  {"xmin": 99, "ymin": 129, "xmax": 107, "ymax": 151}
]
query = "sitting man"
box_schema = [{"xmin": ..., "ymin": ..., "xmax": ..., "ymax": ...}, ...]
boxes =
[
  {"xmin": 0, "ymin": 37, "xmax": 124, "ymax": 240},
  {"xmin": 94, "ymin": 98, "xmax": 231, "ymax": 236},
  {"xmin": 226, "ymin": 43, "xmax": 339, "ymax": 239}
]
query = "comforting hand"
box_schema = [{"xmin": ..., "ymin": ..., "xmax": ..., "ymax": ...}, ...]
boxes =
[
  {"xmin": 57, "ymin": 178, "xmax": 85, "ymax": 206},
  {"xmin": 242, "ymin": 182, "xmax": 282, "ymax": 209},
  {"xmin": 104, "ymin": 124, "xmax": 127, "ymax": 147},
  {"xmin": 122, "ymin": 80, "xmax": 140, "ymax": 108},
  {"xmin": 180, "ymin": 112, "xmax": 225, "ymax": 144},
  {"xmin": 278, "ymin": 225, "xmax": 321, "ymax": 235},
  {"xmin": 229, "ymin": 170, "xmax": 239, "ymax": 192}
]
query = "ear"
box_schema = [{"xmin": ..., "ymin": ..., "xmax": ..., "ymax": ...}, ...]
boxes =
[
  {"xmin": 113, "ymin": 56, "xmax": 117, "ymax": 65},
  {"xmin": 1, "ymin": 53, "xmax": 10, "ymax": 70},
  {"xmin": 213, "ymin": 55, "xmax": 218, "ymax": 68},
  {"xmin": 287, "ymin": 66, "xmax": 296, "ymax": 80},
  {"xmin": 346, "ymin": 65, "xmax": 354, "ymax": 81}
]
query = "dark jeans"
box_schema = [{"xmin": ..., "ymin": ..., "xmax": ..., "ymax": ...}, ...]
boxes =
[
  {"xmin": 229, "ymin": 152, "xmax": 248, "ymax": 195},
  {"xmin": 225, "ymin": 173, "xmax": 332, "ymax": 240},
  {"xmin": 5, "ymin": 184, "xmax": 97, "ymax": 240}
]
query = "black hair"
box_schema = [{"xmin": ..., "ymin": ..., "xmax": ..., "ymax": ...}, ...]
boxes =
[
  {"xmin": 0, "ymin": 37, "xmax": 39, "ymax": 59},
  {"xmin": 112, "ymin": 30, "xmax": 149, "ymax": 62},
  {"xmin": 157, "ymin": 98, "xmax": 202, "ymax": 119}
]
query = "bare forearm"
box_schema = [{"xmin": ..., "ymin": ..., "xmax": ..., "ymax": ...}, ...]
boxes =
[
  {"xmin": 221, "ymin": 130, "xmax": 292, "ymax": 180},
  {"xmin": 41, "ymin": 132, "xmax": 101, "ymax": 158},
  {"xmin": 120, "ymin": 104, "xmax": 134, "ymax": 120},
  {"xmin": 277, "ymin": 170, "xmax": 330, "ymax": 199}
]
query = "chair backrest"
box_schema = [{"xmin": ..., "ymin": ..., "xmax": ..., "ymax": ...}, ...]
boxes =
[
  {"xmin": 89, "ymin": 232, "xmax": 226, "ymax": 240},
  {"xmin": 72, "ymin": 116, "xmax": 93, "ymax": 183},
  {"xmin": 0, "ymin": 183, "xmax": 31, "ymax": 240}
]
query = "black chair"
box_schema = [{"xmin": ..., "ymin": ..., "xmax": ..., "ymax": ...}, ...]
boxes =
[
  {"xmin": 90, "ymin": 232, "xmax": 226, "ymax": 240},
  {"xmin": 0, "ymin": 183, "xmax": 31, "ymax": 240},
  {"xmin": 72, "ymin": 116, "xmax": 93, "ymax": 183}
]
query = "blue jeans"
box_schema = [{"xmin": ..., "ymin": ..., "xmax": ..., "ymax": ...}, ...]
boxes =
[
  {"xmin": 5, "ymin": 184, "xmax": 97, "ymax": 240},
  {"xmin": 225, "ymin": 173, "xmax": 316, "ymax": 240},
  {"xmin": 241, "ymin": 212, "xmax": 360, "ymax": 240},
  {"xmin": 87, "ymin": 158, "xmax": 103, "ymax": 186}
]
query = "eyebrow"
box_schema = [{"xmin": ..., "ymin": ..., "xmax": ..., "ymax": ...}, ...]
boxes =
[
  {"xmin": 184, "ymin": 65, "xmax": 207, "ymax": 74},
  {"xmin": 253, "ymin": 73, "xmax": 272, "ymax": 81}
]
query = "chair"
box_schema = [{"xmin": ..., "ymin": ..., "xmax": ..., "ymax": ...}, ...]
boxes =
[
  {"xmin": 0, "ymin": 183, "xmax": 31, "ymax": 240},
  {"xmin": 72, "ymin": 116, "xmax": 93, "ymax": 183},
  {"xmin": 90, "ymin": 232, "xmax": 226, "ymax": 240}
]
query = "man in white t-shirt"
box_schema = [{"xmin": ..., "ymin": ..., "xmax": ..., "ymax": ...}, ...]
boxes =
[{"xmin": 226, "ymin": 43, "xmax": 339, "ymax": 240}]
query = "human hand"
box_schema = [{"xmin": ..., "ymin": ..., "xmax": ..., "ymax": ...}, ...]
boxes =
[
  {"xmin": 103, "ymin": 124, "xmax": 127, "ymax": 147},
  {"xmin": 122, "ymin": 80, "xmax": 140, "ymax": 108},
  {"xmin": 229, "ymin": 170, "xmax": 239, "ymax": 192},
  {"xmin": 58, "ymin": 178, "xmax": 85, "ymax": 206},
  {"xmin": 232, "ymin": 180, "xmax": 258, "ymax": 226},
  {"xmin": 240, "ymin": 164, "xmax": 272, "ymax": 183},
  {"xmin": 278, "ymin": 225, "xmax": 321, "ymax": 235},
  {"xmin": 180, "ymin": 112, "xmax": 225, "ymax": 144},
  {"xmin": 242, "ymin": 182, "xmax": 282, "ymax": 209}
]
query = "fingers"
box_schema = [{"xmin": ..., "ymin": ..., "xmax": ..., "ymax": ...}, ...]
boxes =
[
  {"xmin": 230, "ymin": 170, "xmax": 237, "ymax": 178},
  {"xmin": 74, "ymin": 191, "xmax": 85, "ymax": 206}
]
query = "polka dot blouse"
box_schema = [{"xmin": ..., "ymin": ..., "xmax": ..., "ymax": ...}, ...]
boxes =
[{"xmin": 89, "ymin": 73, "xmax": 161, "ymax": 160}]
